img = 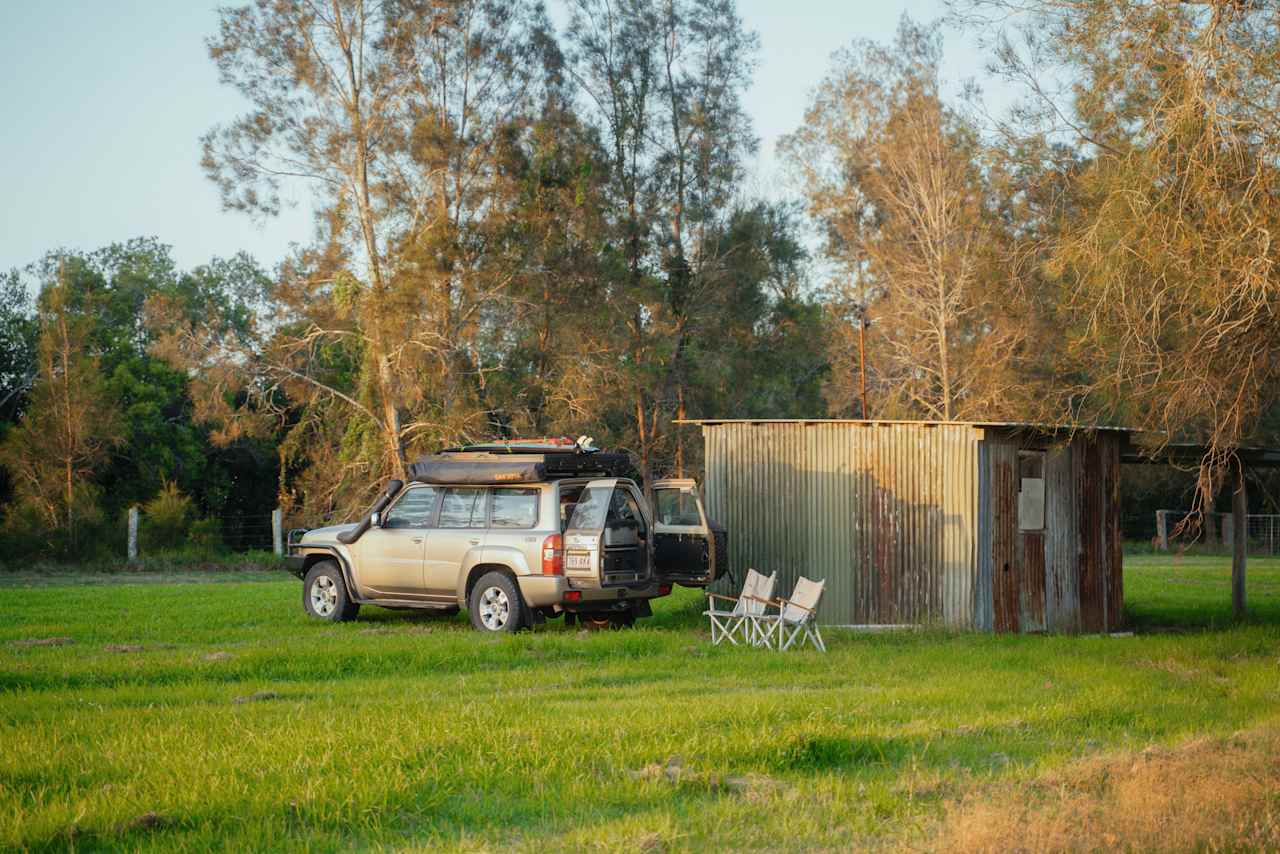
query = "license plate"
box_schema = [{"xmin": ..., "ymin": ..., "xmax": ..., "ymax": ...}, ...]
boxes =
[{"xmin": 566, "ymin": 553, "xmax": 592, "ymax": 570}]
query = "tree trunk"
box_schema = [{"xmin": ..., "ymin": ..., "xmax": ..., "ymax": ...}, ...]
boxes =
[
  {"xmin": 1232, "ymin": 464, "xmax": 1247, "ymax": 620},
  {"xmin": 675, "ymin": 385, "xmax": 686, "ymax": 477}
]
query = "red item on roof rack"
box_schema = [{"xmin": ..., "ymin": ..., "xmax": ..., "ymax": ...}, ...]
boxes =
[{"xmin": 488, "ymin": 437, "xmax": 577, "ymax": 446}]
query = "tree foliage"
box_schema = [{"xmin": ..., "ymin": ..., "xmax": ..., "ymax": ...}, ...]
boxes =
[
  {"xmin": 782, "ymin": 18, "xmax": 1048, "ymax": 422},
  {"xmin": 958, "ymin": 0, "xmax": 1280, "ymax": 499}
]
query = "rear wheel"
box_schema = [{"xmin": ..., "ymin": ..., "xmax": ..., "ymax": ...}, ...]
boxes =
[
  {"xmin": 303, "ymin": 561, "xmax": 360, "ymax": 622},
  {"xmin": 468, "ymin": 572, "xmax": 526, "ymax": 633}
]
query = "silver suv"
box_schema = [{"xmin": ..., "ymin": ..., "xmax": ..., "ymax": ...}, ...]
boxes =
[{"xmin": 285, "ymin": 442, "xmax": 722, "ymax": 632}]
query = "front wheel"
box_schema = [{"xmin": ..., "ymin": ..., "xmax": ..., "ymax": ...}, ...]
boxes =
[
  {"xmin": 468, "ymin": 572, "xmax": 527, "ymax": 633},
  {"xmin": 303, "ymin": 561, "xmax": 360, "ymax": 622}
]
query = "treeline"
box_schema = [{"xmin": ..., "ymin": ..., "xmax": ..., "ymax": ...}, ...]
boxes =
[
  {"xmin": 0, "ymin": 241, "xmax": 279, "ymax": 559},
  {"xmin": 7, "ymin": 0, "xmax": 1280, "ymax": 560}
]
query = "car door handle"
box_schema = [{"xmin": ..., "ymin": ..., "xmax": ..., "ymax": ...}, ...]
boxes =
[
  {"xmin": 411, "ymin": 537, "xmax": 424, "ymax": 544},
  {"xmin": 469, "ymin": 538, "xmax": 481, "ymax": 545}
]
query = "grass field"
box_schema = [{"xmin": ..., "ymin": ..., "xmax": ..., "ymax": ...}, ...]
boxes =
[{"xmin": 3, "ymin": 554, "xmax": 1279, "ymax": 851}]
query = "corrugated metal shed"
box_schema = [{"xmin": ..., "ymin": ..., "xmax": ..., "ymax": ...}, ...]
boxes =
[{"xmin": 689, "ymin": 419, "xmax": 1125, "ymax": 634}]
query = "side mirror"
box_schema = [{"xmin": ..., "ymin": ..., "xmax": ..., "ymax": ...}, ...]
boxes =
[{"xmin": 370, "ymin": 511, "xmax": 381, "ymax": 528}]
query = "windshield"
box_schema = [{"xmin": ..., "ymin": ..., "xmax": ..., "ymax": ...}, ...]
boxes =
[{"xmin": 567, "ymin": 485, "xmax": 611, "ymax": 530}]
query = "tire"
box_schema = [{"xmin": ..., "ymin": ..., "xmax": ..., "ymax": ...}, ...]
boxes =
[
  {"xmin": 303, "ymin": 561, "xmax": 360, "ymax": 622},
  {"xmin": 609, "ymin": 610, "xmax": 636, "ymax": 630},
  {"xmin": 468, "ymin": 571, "xmax": 526, "ymax": 633}
]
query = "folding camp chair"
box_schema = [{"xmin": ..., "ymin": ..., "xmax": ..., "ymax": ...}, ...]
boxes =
[
  {"xmin": 756, "ymin": 577, "xmax": 827, "ymax": 652},
  {"xmin": 703, "ymin": 568, "xmax": 776, "ymax": 646}
]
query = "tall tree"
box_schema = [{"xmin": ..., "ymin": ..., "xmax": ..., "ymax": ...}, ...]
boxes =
[
  {"xmin": 957, "ymin": 0, "xmax": 1280, "ymax": 495},
  {"xmin": 781, "ymin": 18, "xmax": 1025, "ymax": 421},
  {"xmin": 564, "ymin": 0, "xmax": 758, "ymax": 480},
  {"xmin": 0, "ymin": 260, "xmax": 122, "ymax": 551},
  {"xmin": 187, "ymin": 0, "xmax": 557, "ymax": 512}
]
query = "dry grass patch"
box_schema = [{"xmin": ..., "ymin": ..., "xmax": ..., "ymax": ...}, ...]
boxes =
[{"xmin": 917, "ymin": 722, "xmax": 1280, "ymax": 853}]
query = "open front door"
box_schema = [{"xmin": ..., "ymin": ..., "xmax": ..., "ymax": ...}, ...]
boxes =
[{"xmin": 651, "ymin": 479, "xmax": 716, "ymax": 587}]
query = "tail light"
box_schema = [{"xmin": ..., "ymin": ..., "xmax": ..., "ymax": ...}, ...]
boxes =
[
  {"xmin": 658, "ymin": 584, "xmax": 672, "ymax": 596},
  {"xmin": 542, "ymin": 533, "xmax": 564, "ymax": 575}
]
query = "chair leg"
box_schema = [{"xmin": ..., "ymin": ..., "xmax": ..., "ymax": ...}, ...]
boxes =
[
  {"xmin": 810, "ymin": 624, "xmax": 826, "ymax": 653},
  {"xmin": 722, "ymin": 618, "xmax": 739, "ymax": 646}
]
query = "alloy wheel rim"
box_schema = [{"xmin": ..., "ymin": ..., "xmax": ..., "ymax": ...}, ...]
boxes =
[
  {"xmin": 311, "ymin": 575, "xmax": 338, "ymax": 617},
  {"xmin": 478, "ymin": 586, "xmax": 510, "ymax": 630}
]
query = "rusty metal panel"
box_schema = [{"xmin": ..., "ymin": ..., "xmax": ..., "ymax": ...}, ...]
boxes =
[
  {"xmin": 988, "ymin": 440, "xmax": 1020, "ymax": 633},
  {"xmin": 1075, "ymin": 434, "xmax": 1107, "ymax": 633},
  {"xmin": 1043, "ymin": 444, "xmax": 1079, "ymax": 632},
  {"xmin": 1104, "ymin": 434, "xmax": 1124, "ymax": 631},
  {"xmin": 1020, "ymin": 531, "xmax": 1047, "ymax": 632},
  {"xmin": 975, "ymin": 440, "xmax": 994, "ymax": 632}
]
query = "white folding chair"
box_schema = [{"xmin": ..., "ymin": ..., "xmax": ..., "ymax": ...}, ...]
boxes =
[
  {"xmin": 703, "ymin": 569, "xmax": 776, "ymax": 646},
  {"xmin": 756, "ymin": 577, "xmax": 827, "ymax": 652}
]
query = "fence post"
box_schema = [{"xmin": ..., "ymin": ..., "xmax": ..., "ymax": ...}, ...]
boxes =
[
  {"xmin": 272, "ymin": 508, "xmax": 283, "ymax": 557},
  {"xmin": 127, "ymin": 506, "xmax": 139, "ymax": 561},
  {"xmin": 1156, "ymin": 510, "xmax": 1168, "ymax": 551}
]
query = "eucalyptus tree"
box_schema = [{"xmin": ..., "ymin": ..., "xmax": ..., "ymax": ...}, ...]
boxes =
[
  {"xmin": 563, "ymin": 0, "xmax": 758, "ymax": 480},
  {"xmin": 0, "ymin": 260, "xmax": 122, "ymax": 552},
  {"xmin": 955, "ymin": 0, "xmax": 1280, "ymax": 502},
  {"xmin": 781, "ymin": 19, "xmax": 1025, "ymax": 421},
  {"xmin": 183, "ymin": 0, "xmax": 558, "ymax": 512}
]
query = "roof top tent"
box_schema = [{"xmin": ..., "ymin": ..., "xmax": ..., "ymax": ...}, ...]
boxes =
[
  {"xmin": 411, "ymin": 439, "xmax": 633, "ymax": 484},
  {"xmin": 682, "ymin": 419, "xmax": 1129, "ymax": 634}
]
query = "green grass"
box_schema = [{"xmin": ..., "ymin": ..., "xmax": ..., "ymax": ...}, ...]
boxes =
[{"xmin": 2, "ymin": 555, "xmax": 1278, "ymax": 851}]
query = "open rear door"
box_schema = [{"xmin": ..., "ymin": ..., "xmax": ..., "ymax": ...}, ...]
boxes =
[
  {"xmin": 651, "ymin": 479, "xmax": 717, "ymax": 587},
  {"xmin": 564, "ymin": 479, "xmax": 649, "ymax": 587}
]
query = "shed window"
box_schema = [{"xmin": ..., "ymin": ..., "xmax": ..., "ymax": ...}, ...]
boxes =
[{"xmin": 1018, "ymin": 451, "xmax": 1046, "ymax": 531}]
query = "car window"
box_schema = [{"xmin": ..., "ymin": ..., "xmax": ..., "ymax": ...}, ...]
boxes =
[
  {"xmin": 656, "ymin": 489, "xmax": 701, "ymax": 526},
  {"xmin": 383, "ymin": 487, "xmax": 439, "ymax": 529},
  {"xmin": 438, "ymin": 487, "xmax": 486, "ymax": 528},
  {"xmin": 608, "ymin": 490, "xmax": 646, "ymax": 536},
  {"xmin": 491, "ymin": 488, "xmax": 539, "ymax": 528},
  {"xmin": 568, "ymin": 485, "xmax": 611, "ymax": 530}
]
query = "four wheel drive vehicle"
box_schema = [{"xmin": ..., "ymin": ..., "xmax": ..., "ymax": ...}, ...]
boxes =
[{"xmin": 286, "ymin": 440, "xmax": 726, "ymax": 633}]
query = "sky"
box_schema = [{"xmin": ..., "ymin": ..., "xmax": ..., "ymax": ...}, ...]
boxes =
[{"xmin": 0, "ymin": 0, "xmax": 1004, "ymax": 276}]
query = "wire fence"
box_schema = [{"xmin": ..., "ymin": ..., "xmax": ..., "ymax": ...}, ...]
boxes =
[
  {"xmin": 1154, "ymin": 509, "xmax": 1280, "ymax": 555},
  {"xmin": 126, "ymin": 507, "xmax": 284, "ymax": 559}
]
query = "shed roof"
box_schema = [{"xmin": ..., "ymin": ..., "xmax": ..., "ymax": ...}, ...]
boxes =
[{"xmin": 675, "ymin": 418, "xmax": 1134, "ymax": 432}]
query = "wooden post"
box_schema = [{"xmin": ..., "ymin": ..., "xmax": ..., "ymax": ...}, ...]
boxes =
[
  {"xmin": 1232, "ymin": 465, "xmax": 1247, "ymax": 620},
  {"xmin": 857, "ymin": 315, "xmax": 868, "ymax": 418},
  {"xmin": 127, "ymin": 506, "xmax": 139, "ymax": 561},
  {"xmin": 272, "ymin": 508, "xmax": 284, "ymax": 557},
  {"xmin": 1156, "ymin": 510, "xmax": 1168, "ymax": 550}
]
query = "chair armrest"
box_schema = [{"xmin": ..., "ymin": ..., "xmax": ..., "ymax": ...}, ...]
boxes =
[
  {"xmin": 774, "ymin": 598, "xmax": 817, "ymax": 615},
  {"xmin": 706, "ymin": 592, "xmax": 739, "ymax": 604}
]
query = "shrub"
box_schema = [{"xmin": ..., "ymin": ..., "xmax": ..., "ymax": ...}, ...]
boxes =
[{"xmin": 140, "ymin": 481, "xmax": 193, "ymax": 552}]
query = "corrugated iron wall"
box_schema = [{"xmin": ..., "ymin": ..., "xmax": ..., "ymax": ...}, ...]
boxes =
[
  {"xmin": 702, "ymin": 422, "xmax": 979, "ymax": 627},
  {"xmin": 700, "ymin": 421, "xmax": 1124, "ymax": 633}
]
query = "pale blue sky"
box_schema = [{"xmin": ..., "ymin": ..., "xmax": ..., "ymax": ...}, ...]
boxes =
[{"xmin": 0, "ymin": 1, "xmax": 1001, "ymax": 274}]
